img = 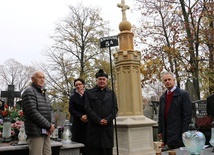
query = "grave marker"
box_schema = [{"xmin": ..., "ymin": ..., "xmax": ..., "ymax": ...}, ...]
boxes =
[
  {"xmin": 53, "ymin": 103, "xmax": 66, "ymax": 127},
  {"xmin": 193, "ymin": 100, "xmax": 207, "ymax": 118},
  {"xmin": 185, "ymin": 79, "xmax": 199, "ymax": 101},
  {"xmin": 192, "ymin": 100, "xmax": 211, "ymax": 145},
  {"xmin": 1, "ymin": 85, "xmax": 21, "ymax": 107}
]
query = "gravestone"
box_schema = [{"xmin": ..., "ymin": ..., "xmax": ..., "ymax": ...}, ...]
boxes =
[
  {"xmin": 143, "ymin": 96, "xmax": 159, "ymax": 120},
  {"xmin": 143, "ymin": 104, "xmax": 153, "ymax": 119},
  {"xmin": 55, "ymin": 111, "xmax": 66, "ymax": 127},
  {"xmin": 193, "ymin": 100, "xmax": 207, "ymax": 118},
  {"xmin": 185, "ymin": 79, "xmax": 199, "ymax": 101},
  {"xmin": 150, "ymin": 96, "xmax": 159, "ymax": 120},
  {"xmin": 143, "ymin": 96, "xmax": 160, "ymax": 141},
  {"xmin": 150, "ymin": 96, "xmax": 159, "ymax": 141},
  {"xmin": 1, "ymin": 85, "xmax": 21, "ymax": 107},
  {"xmin": 192, "ymin": 100, "xmax": 211, "ymax": 145},
  {"xmin": 53, "ymin": 103, "xmax": 66, "ymax": 127}
]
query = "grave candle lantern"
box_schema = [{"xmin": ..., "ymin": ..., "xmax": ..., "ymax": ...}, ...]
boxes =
[
  {"xmin": 2, "ymin": 117, "xmax": 12, "ymax": 142},
  {"xmin": 182, "ymin": 123, "xmax": 205, "ymax": 155},
  {"xmin": 62, "ymin": 119, "xmax": 72, "ymax": 144}
]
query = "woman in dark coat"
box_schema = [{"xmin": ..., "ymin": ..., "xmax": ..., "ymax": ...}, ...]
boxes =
[{"xmin": 69, "ymin": 78, "xmax": 87, "ymax": 155}]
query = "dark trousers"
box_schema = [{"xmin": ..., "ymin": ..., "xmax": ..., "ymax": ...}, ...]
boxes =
[
  {"xmin": 87, "ymin": 147, "xmax": 112, "ymax": 155},
  {"xmin": 168, "ymin": 144, "xmax": 184, "ymax": 149}
]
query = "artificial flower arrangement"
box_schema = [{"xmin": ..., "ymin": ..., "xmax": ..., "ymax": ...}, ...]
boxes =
[{"xmin": 0, "ymin": 104, "xmax": 24, "ymax": 140}]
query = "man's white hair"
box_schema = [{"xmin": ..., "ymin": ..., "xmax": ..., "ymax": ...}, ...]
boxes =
[
  {"xmin": 31, "ymin": 71, "xmax": 43, "ymax": 78},
  {"xmin": 161, "ymin": 72, "xmax": 175, "ymax": 80}
]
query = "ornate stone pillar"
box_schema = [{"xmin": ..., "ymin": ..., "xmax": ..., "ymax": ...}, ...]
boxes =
[
  {"xmin": 114, "ymin": 33, "xmax": 143, "ymax": 116},
  {"xmin": 113, "ymin": 1, "xmax": 156, "ymax": 155}
]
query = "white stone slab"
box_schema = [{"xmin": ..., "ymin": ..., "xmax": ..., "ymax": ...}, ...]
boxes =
[{"xmin": 113, "ymin": 115, "xmax": 156, "ymax": 155}]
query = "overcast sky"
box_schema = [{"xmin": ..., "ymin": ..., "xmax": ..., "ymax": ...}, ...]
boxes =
[{"xmin": 0, "ymin": 0, "xmax": 138, "ymax": 66}]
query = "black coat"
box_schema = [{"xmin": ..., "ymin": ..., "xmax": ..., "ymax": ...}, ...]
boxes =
[
  {"xmin": 158, "ymin": 87, "xmax": 192, "ymax": 146},
  {"xmin": 85, "ymin": 86, "xmax": 118, "ymax": 148},
  {"xmin": 69, "ymin": 90, "xmax": 87, "ymax": 144},
  {"xmin": 207, "ymin": 94, "xmax": 214, "ymax": 117}
]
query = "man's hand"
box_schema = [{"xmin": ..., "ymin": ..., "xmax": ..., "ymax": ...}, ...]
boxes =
[
  {"xmin": 158, "ymin": 133, "xmax": 162, "ymax": 140},
  {"xmin": 100, "ymin": 119, "xmax": 108, "ymax": 125},
  {"xmin": 80, "ymin": 115, "xmax": 88, "ymax": 123},
  {"xmin": 48, "ymin": 124, "xmax": 55, "ymax": 135}
]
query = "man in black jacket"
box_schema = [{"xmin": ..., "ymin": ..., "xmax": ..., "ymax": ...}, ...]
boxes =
[
  {"xmin": 85, "ymin": 69, "xmax": 118, "ymax": 155},
  {"xmin": 22, "ymin": 71, "xmax": 55, "ymax": 155},
  {"xmin": 158, "ymin": 72, "xmax": 192, "ymax": 151}
]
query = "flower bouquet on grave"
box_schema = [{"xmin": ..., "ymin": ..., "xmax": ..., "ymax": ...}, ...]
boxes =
[
  {"xmin": 0, "ymin": 104, "xmax": 24, "ymax": 122},
  {"xmin": 0, "ymin": 104, "xmax": 24, "ymax": 141}
]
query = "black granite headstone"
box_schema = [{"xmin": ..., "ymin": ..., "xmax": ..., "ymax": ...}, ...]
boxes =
[
  {"xmin": 193, "ymin": 100, "xmax": 207, "ymax": 118},
  {"xmin": 192, "ymin": 100, "xmax": 212, "ymax": 145}
]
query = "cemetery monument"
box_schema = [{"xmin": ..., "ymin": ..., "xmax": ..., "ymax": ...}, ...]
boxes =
[{"xmin": 113, "ymin": 0, "xmax": 156, "ymax": 154}]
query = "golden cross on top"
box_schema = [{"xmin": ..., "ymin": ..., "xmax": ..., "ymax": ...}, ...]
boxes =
[{"xmin": 117, "ymin": 0, "xmax": 130, "ymax": 21}]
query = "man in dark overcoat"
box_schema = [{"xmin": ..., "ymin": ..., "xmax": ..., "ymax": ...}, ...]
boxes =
[
  {"xmin": 158, "ymin": 72, "xmax": 192, "ymax": 151},
  {"xmin": 85, "ymin": 69, "xmax": 118, "ymax": 155}
]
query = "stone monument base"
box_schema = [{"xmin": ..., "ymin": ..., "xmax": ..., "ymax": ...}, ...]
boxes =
[{"xmin": 113, "ymin": 115, "xmax": 156, "ymax": 155}]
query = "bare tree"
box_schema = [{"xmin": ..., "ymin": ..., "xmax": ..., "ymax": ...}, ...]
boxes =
[
  {"xmin": 50, "ymin": 3, "xmax": 110, "ymax": 78},
  {"xmin": 37, "ymin": 3, "xmax": 111, "ymax": 108},
  {"xmin": 0, "ymin": 59, "xmax": 35, "ymax": 92}
]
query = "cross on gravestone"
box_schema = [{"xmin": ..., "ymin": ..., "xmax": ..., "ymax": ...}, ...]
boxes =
[
  {"xmin": 0, "ymin": 99, "xmax": 4, "ymax": 111},
  {"xmin": 1, "ymin": 85, "xmax": 21, "ymax": 107},
  {"xmin": 117, "ymin": 0, "xmax": 130, "ymax": 21}
]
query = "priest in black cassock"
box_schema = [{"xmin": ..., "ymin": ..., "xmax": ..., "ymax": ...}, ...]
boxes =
[{"xmin": 85, "ymin": 69, "xmax": 118, "ymax": 155}]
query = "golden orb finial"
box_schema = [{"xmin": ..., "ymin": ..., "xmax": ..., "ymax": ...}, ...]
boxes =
[{"xmin": 119, "ymin": 20, "xmax": 131, "ymax": 31}]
